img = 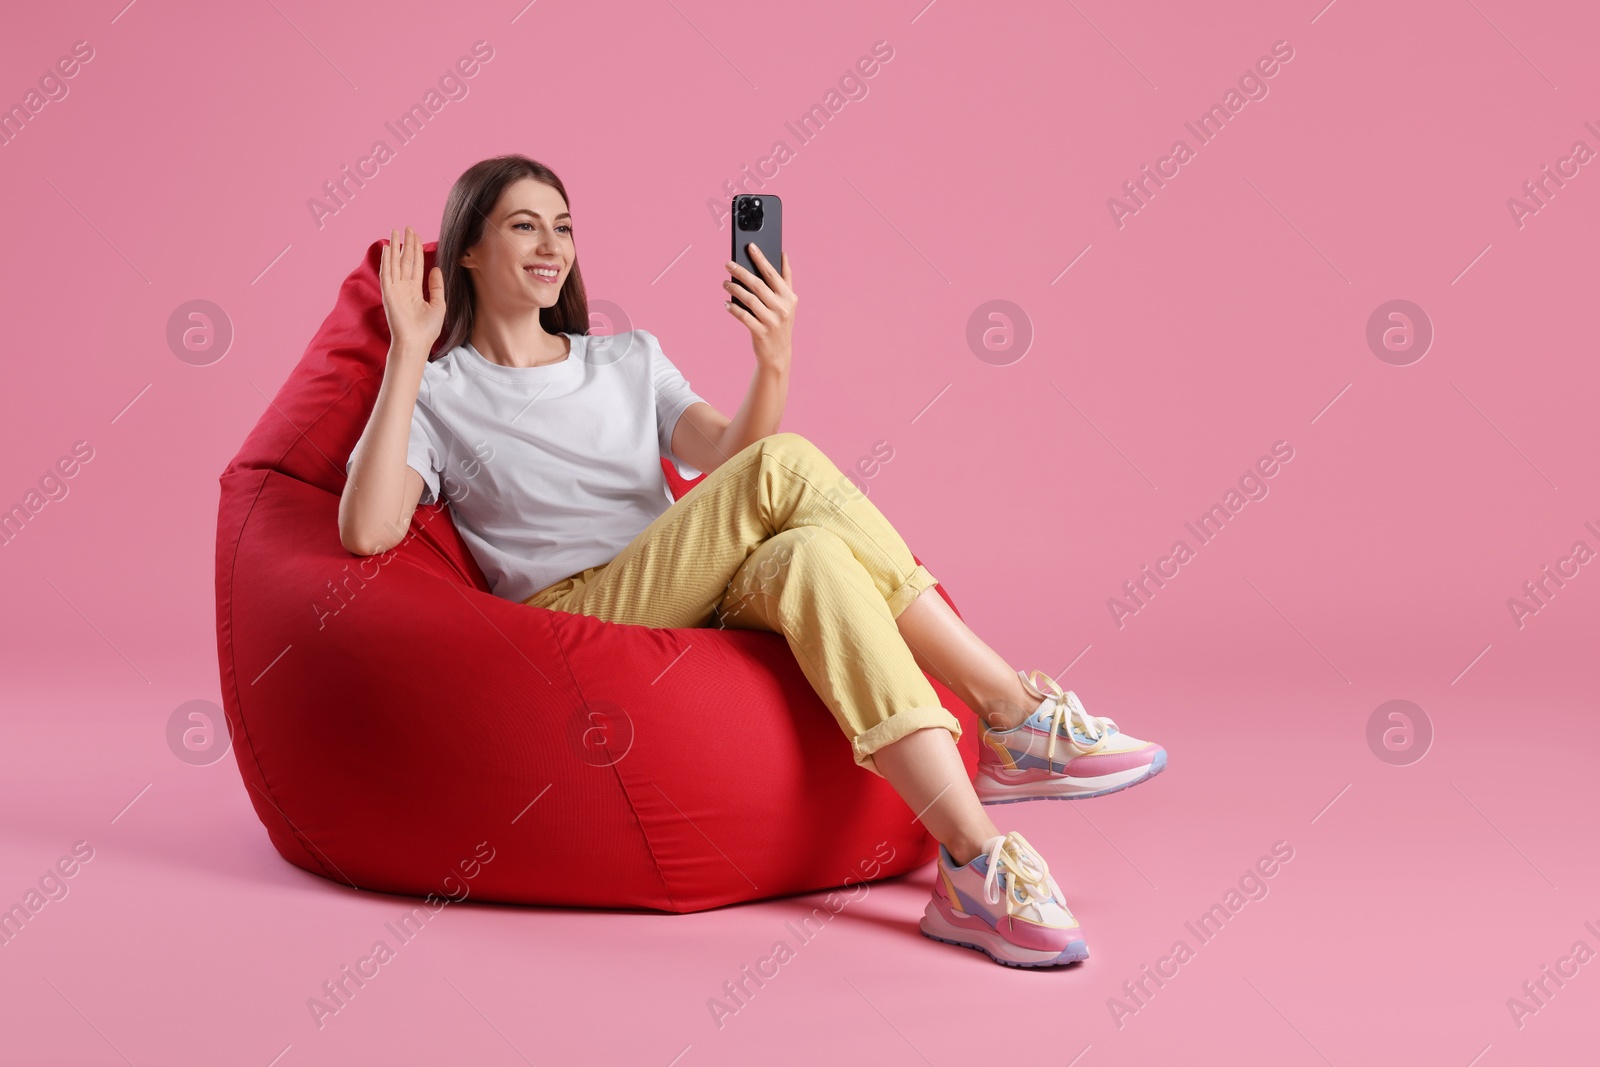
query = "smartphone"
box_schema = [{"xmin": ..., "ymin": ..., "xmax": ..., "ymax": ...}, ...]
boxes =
[{"xmin": 730, "ymin": 194, "xmax": 782, "ymax": 315}]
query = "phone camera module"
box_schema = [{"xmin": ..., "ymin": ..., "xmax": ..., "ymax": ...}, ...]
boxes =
[{"xmin": 736, "ymin": 197, "xmax": 765, "ymax": 230}]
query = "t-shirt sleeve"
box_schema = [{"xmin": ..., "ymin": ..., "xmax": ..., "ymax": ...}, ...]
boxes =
[
  {"xmin": 642, "ymin": 329, "xmax": 709, "ymax": 479},
  {"xmin": 341, "ymin": 378, "xmax": 445, "ymax": 506},
  {"xmin": 404, "ymin": 387, "xmax": 446, "ymax": 506}
]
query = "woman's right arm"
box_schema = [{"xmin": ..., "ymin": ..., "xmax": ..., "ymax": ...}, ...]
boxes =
[{"xmin": 338, "ymin": 226, "xmax": 446, "ymax": 556}]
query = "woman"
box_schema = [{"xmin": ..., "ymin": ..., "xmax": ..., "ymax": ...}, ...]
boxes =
[{"xmin": 339, "ymin": 155, "xmax": 1167, "ymax": 968}]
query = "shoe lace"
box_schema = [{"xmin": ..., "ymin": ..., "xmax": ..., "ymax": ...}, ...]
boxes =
[
  {"xmin": 982, "ymin": 831, "xmax": 1063, "ymax": 915},
  {"xmin": 1020, "ymin": 670, "xmax": 1118, "ymax": 765}
]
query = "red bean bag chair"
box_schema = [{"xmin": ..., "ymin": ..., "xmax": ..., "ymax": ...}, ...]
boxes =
[{"xmin": 213, "ymin": 238, "xmax": 979, "ymax": 912}]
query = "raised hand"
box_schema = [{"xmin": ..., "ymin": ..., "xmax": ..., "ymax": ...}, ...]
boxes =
[{"xmin": 381, "ymin": 225, "xmax": 446, "ymax": 356}]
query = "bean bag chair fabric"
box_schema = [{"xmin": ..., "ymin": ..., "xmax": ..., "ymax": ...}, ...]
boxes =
[{"xmin": 213, "ymin": 238, "xmax": 978, "ymax": 913}]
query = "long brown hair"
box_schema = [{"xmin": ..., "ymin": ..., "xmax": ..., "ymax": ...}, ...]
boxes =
[{"xmin": 433, "ymin": 155, "xmax": 590, "ymax": 357}]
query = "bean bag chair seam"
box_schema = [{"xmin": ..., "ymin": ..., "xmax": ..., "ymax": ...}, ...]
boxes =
[
  {"xmin": 398, "ymin": 500, "xmax": 485, "ymax": 591},
  {"xmin": 244, "ymin": 374, "xmax": 363, "ymax": 484},
  {"xmin": 545, "ymin": 608, "xmax": 683, "ymax": 912},
  {"xmin": 217, "ymin": 467, "xmax": 343, "ymax": 884}
]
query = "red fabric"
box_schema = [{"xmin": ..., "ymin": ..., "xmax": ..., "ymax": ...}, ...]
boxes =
[{"xmin": 214, "ymin": 238, "xmax": 978, "ymax": 912}]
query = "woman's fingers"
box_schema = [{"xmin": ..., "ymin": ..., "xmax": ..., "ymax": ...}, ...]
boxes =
[
  {"xmin": 382, "ymin": 226, "xmax": 435, "ymax": 309},
  {"xmin": 747, "ymin": 242, "xmax": 777, "ymax": 283},
  {"xmin": 391, "ymin": 227, "xmax": 407, "ymax": 287},
  {"xmin": 386, "ymin": 225, "xmax": 432, "ymax": 291},
  {"xmin": 725, "ymin": 280, "xmax": 776, "ymax": 326},
  {"xmin": 725, "ymin": 295, "xmax": 759, "ymax": 328},
  {"xmin": 751, "ymin": 242, "xmax": 795, "ymax": 299},
  {"xmin": 727, "ymin": 247, "xmax": 780, "ymax": 306},
  {"xmin": 725, "ymin": 265, "xmax": 778, "ymax": 317}
]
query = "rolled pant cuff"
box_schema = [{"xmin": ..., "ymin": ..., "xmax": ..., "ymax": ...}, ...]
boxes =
[
  {"xmin": 850, "ymin": 704, "xmax": 963, "ymax": 777},
  {"xmin": 885, "ymin": 564, "xmax": 938, "ymax": 619}
]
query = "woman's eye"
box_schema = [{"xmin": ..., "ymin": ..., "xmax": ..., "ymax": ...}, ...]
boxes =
[{"xmin": 557, "ymin": 224, "xmax": 572, "ymax": 234}]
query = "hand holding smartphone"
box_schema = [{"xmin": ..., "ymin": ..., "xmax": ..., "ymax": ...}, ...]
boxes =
[
  {"xmin": 724, "ymin": 194, "xmax": 796, "ymax": 374},
  {"xmin": 729, "ymin": 194, "xmax": 782, "ymax": 316}
]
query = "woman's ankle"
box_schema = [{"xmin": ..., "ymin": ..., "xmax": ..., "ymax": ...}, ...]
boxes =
[
  {"xmin": 944, "ymin": 836, "xmax": 986, "ymax": 867},
  {"xmin": 977, "ymin": 688, "xmax": 1037, "ymax": 731}
]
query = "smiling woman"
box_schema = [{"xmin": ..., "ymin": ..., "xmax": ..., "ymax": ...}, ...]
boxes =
[
  {"xmin": 339, "ymin": 159, "xmax": 733, "ymax": 591},
  {"xmin": 331, "ymin": 152, "xmax": 1167, "ymax": 968},
  {"xmin": 434, "ymin": 173, "xmax": 583, "ymax": 364}
]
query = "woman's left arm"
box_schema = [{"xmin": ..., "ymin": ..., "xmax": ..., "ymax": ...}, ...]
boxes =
[{"xmin": 670, "ymin": 245, "xmax": 797, "ymax": 474}]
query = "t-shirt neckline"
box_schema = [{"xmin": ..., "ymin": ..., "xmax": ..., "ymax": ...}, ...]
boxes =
[{"xmin": 459, "ymin": 333, "xmax": 584, "ymax": 380}]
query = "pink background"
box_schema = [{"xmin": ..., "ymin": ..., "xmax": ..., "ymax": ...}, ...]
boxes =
[{"xmin": 2, "ymin": 0, "xmax": 1597, "ymax": 1064}]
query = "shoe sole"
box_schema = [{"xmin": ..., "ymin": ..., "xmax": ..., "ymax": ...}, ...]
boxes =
[
  {"xmin": 919, "ymin": 906, "xmax": 1089, "ymax": 968},
  {"xmin": 975, "ymin": 749, "xmax": 1167, "ymax": 806}
]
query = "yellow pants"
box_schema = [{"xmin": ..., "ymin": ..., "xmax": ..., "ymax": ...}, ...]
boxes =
[{"xmin": 521, "ymin": 432, "xmax": 963, "ymax": 774}]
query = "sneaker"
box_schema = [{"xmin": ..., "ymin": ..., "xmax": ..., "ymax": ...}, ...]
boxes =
[
  {"xmin": 974, "ymin": 670, "xmax": 1167, "ymax": 805},
  {"xmin": 919, "ymin": 831, "xmax": 1088, "ymax": 967}
]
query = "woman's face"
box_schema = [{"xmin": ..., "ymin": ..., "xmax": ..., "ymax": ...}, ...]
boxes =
[{"xmin": 459, "ymin": 178, "xmax": 574, "ymax": 313}]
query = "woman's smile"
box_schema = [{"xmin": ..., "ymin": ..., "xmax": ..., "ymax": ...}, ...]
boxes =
[{"xmin": 524, "ymin": 262, "xmax": 562, "ymax": 285}]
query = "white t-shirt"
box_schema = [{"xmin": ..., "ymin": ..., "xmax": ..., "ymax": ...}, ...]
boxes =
[{"xmin": 350, "ymin": 328, "xmax": 708, "ymax": 603}]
